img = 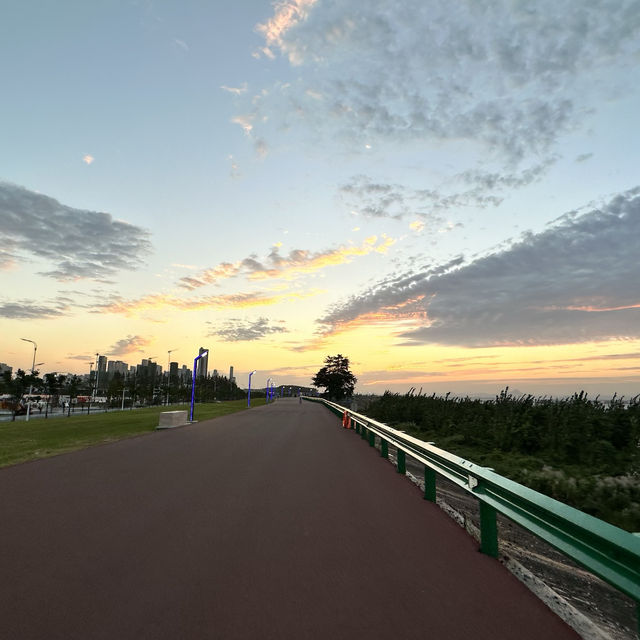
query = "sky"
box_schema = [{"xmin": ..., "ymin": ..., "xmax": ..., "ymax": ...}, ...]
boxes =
[{"xmin": 1, "ymin": 0, "xmax": 640, "ymax": 397}]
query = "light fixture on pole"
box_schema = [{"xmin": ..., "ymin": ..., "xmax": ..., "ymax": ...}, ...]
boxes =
[
  {"xmin": 247, "ymin": 370, "xmax": 257, "ymax": 408},
  {"xmin": 190, "ymin": 349, "xmax": 208, "ymax": 422},
  {"xmin": 20, "ymin": 338, "xmax": 37, "ymax": 422},
  {"xmin": 266, "ymin": 377, "xmax": 272, "ymax": 403}
]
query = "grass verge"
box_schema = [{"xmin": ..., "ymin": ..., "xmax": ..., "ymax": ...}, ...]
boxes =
[{"xmin": 0, "ymin": 399, "xmax": 266, "ymax": 469}]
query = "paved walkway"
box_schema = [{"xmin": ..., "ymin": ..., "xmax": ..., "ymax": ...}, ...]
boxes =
[{"xmin": 0, "ymin": 398, "xmax": 579, "ymax": 639}]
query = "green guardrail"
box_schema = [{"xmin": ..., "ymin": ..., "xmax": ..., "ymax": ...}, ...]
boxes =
[{"xmin": 305, "ymin": 397, "xmax": 640, "ymax": 636}]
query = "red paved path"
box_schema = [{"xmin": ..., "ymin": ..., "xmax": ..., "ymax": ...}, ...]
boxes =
[{"xmin": 0, "ymin": 398, "xmax": 579, "ymax": 639}]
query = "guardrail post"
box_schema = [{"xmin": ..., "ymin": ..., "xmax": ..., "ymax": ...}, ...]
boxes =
[
  {"xmin": 355, "ymin": 421, "xmax": 360, "ymax": 434},
  {"xmin": 424, "ymin": 467, "xmax": 436, "ymax": 502},
  {"xmin": 368, "ymin": 431, "xmax": 375, "ymax": 447},
  {"xmin": 397, "ymin": 449, "xmax": 406, "ymax": 474},
  {"xmin": 380, "ymin": 439, "xmax": 388, "ymax": 458},
  {"xmin": 479, "ymin": 501, "xmax": 499, "ymax": 558},
  {"xmin": 361, "ymin": 425, "xmax": 367, "ymax": 440}
]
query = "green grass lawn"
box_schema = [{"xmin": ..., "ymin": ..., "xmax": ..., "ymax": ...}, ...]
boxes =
[{"xmin": 0, "ymin": 399, "xmax": 266, "ymax": 469}]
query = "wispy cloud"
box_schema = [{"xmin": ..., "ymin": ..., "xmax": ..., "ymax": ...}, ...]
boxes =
[
  {"xmin": 178, "ymin": 236, "xmax": 396, "ymax": 290},
  {"xmin": 319, "ymin": 187, "xmax": 640, "ymax": 347},
  {"xmin": 82, "ymin": 154, "xmax": 94, "ymax": 165},
  {"xmin": 96, "ymin": 289, "xmax": 324, "ymax": 317},
  {"xmin": 0, "ymin": 182, "xmax": 152, "ymax": 281},
  {"xmin": 249, "ymin": 0, "xmax": 639, "ymax": 165},
  {"xmin": 254, "ymin": 0, "xmax": 319, "ymax": 64},
  {"xmin": 107, "ymin": 335, "xmax": 151, "ymax": 356},
  {"xmin": 221, "ymin": 83, "xmax": 248, "ymax": 95},
  {"xmin": 339, "ymin": 159, "xmax": 555, "ymax": 220},
  {"xmin": 0, "ymin": 298, "xmax": 70, "ymax": 319},
  {"xmin": 206, "ymin": 317, "xmax": 288, "ymax": 341}
]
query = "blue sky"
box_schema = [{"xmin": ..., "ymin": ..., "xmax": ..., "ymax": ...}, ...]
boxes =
[{"xmin": 1, "ymin": 0, "xmax": 640, "ymax": 396}]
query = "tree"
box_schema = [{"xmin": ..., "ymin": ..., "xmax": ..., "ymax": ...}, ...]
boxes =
[{"xmin": 311, "ymin": 354, "xmax": 357, "ymax": 400}]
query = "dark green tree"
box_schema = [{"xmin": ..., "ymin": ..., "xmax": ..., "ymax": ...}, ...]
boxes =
[{"xmin": 311, "ymin": 354, "xmax": 357, "ymax": 400}]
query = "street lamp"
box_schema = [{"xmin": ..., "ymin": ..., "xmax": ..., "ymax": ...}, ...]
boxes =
[
  {"xmin": 190, "ymin": 349, "xmax": 208, "ymax": 422},
  {"xmin": 247, "ymin": 370, "xmax": 257, "ymax": 408},
  {"xmin": 20, "ymin": 338, "xmax": 37, "ymax": 422},
  {"xmin": 266, "ymin": 377, "xmax": 272, "ymax": 403}
]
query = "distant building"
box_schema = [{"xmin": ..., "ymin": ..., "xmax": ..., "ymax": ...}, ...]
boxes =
[
  {"xmin": 0, "ymin": 363, "xmax": 12, "ymax": 376},
  {"xmin": 229, "ymin": 366, "xmax": 235, "ymax": 384},
  {"xmin": 169, "ymin": 362, "xmax": 179, "ymax": 380},
  {"xmin": 196, "ymin": 347, "xmax": 208, "ymax": 378},
  {"xmin": 107, "ymin": 360, "xmax": 128, "ymax": 376},
  {"xmin": 97, "ymin": 355, "xmax": 107, "ymax": 375},
  {"xmin": 180, "ymin": 365, "xmax": 190, "ymax": 382}
]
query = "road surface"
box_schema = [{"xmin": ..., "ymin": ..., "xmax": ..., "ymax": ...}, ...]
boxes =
[{"xmin": 0, "ymin": 398, "xmax": 579, "ymax": 639}]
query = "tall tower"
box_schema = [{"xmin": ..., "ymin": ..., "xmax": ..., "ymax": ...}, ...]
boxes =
[
  {"xmin": 229, "ymin": 366, "xmax": 235, "ymax": 384},
  {"xmin": 197, "ymin": 347, "xmax": 209, "ymax": 378}
]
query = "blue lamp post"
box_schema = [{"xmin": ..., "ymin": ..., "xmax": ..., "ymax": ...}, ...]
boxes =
[
  {"xmin": 190, "ymin": 349, "xmax": 209, "ymax": 422},
  {"xmin": 247, "ymin": 370, "xmax": 256, "ymax": 408},
  {"xmin": 266, "ymin": 377, "xmax": 272, "ymax": 403}
]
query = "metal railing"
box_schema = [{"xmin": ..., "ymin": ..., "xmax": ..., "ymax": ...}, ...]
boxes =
[{"xmin": 306, "ymin": 397, "xmax": 640, "ymax": 635}]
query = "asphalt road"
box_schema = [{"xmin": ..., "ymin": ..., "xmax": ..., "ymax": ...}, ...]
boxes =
[{"xmin": 0, "ymin": 398, "xmax": 579, "ymax": 639}]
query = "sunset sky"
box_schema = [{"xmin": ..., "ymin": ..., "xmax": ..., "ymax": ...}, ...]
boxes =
[{"xmin": 1, "ymin": 0, "xmax": 639, "ymax": 397}]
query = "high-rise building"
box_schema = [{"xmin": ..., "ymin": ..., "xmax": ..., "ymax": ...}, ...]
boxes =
[
  {"xmin": 107, "ymin": 360, "xmax": 128, "ymax": 376},
  {"xmin": 229, "ymin": 366, "xmax": 235, "ymax": 384},
  {"xmin": 169, "ymin": 362, "xmax": 178, "ymax": 385},
  {"xmin": 196, "ymin": 347, "xmax": 208, "ymax": 378},
  {"xmin": 98, "ymin": 355, "xmax": 107, "ymax": 375},
  {"xmin": 180, "ymin": 365, "xmax": 191, "ymax": 382}
]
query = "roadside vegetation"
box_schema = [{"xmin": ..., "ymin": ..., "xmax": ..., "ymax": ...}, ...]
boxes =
[
  {"xmin": 365, "ymin": 388, "xmax": 640, "ymax": 532},
  {"xmin": 0, "ymin": 399, "xmax": 265, "ymax": 469}
]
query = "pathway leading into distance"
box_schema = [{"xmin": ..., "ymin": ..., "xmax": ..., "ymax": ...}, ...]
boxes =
[{"xmin": 0, "ymin": 398, "xmax": 579, "ymax": 639}]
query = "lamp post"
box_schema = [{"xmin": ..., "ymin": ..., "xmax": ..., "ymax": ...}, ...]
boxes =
[
  {"xmin": 247, "ymin": 370, "xmax": 256, "ymax": 408},
  {"xmin": 20, "ymin": 338, "xmax": 37, "ymax": 422},
  {"xmin": 190, "ymin": 349, "xmax": 208, "ymax": 422},
  {"xmin": 266, "ymin": 377, "xmax": 272, "ymax": 403}
]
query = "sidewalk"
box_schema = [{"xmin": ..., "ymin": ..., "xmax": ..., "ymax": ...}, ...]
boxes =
[{"xmin": 0, "ymin": 398, "xmax": 579, "ymax": 639}]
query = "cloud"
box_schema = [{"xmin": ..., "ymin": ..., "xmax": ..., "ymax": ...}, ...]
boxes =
[
  {"xmin": 248, "ymin": 0, "xmax": 640, "ymax": 164},
  {"xmin": 107, "ymin": 335, "xmax": 151, "ymax": 356},
  {"xmin": 82, "ymin": 155, "xmax": 94, "ymax": 165},
  {"xmin": 96, "ymin": 289, "xmax": 324, "ymax": 316},
  {"xmin": 178, "ymin": 236, "xmax": 396, "ymax": 289},
  {"xmin": 319, "ymin": 187, "xmax": 640, "ymax": 347},
  {"xmin": 254, "ymin": 0, "xmax": 319, "ymax": 63},
  {"xmin": 207, "ymin": 317, "xmax": 288, "ymax": 341},
  {"xmin": 339, "ymin": 160, "xmax": 555, "ymax": 220},
  {"xmin": 0, "ymin": 182, "xmax": 152, "ymax": 281},
  {"xmin": 172, "ymin": 38, "xmax": 189, "ymax": 52},
  {"xmin": 221, "ymin": 83, "xmax": 248, "ymax": 95},
  {"xmin": 231, "ymin": 114, "xmax": 254, "ymax": 136},
  {"xmin": 0, "ymin": 298, "xmax": 70, "ymax": 319}
]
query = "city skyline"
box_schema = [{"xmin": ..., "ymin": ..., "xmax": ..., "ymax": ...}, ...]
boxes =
[{"xmin": 2, "ymin": 1, "xmax": 639, "ymax": 398}]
